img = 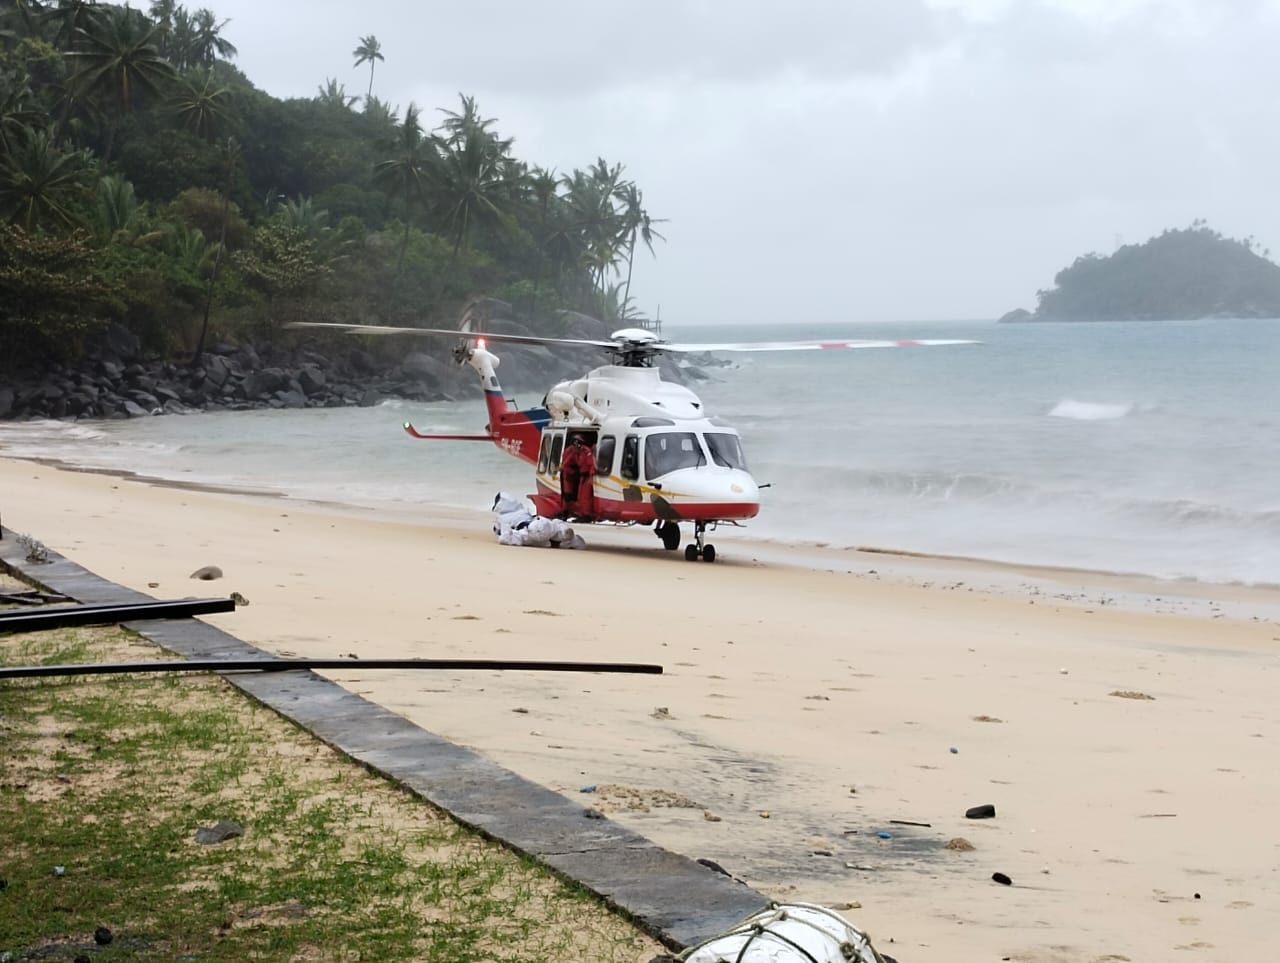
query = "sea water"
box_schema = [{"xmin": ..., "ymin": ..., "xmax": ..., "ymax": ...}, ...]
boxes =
[{"xmin": 2, "ymin": 318, "xmax": 1277, "ymax": 586}]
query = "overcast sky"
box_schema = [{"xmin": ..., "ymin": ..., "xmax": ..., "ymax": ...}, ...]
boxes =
[{"xmin": 200, "ymin": 0, "xmax": 1280, "ymax": 324}]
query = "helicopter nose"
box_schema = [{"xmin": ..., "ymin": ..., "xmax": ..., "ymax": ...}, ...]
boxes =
[{"xmin": 662, "ymin": 468, "xmax": 759, "ymax": 519}]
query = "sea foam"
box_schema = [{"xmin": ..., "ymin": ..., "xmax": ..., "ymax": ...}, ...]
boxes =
[{"xmin": 1047, "ymin": 399, "xmax": 1133, "ymax": 420}]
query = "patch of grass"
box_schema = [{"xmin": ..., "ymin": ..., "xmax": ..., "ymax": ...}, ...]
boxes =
[{"xmin": 1, "ymin": 625, "xmax": 662, "ymax": 962}]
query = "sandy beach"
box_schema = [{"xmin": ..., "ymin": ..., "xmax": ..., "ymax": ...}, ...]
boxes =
[{"xmin": 4, "ymin": 454, "xmax": 1279, "ymax": 962}]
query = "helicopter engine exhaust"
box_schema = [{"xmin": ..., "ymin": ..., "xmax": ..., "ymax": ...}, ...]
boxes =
[{"xmin": 545, "ymin": 389, "xmax": 602, "ymax": 424}]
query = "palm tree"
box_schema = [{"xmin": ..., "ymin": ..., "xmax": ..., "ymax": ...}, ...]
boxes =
[
  {"xmin": 279, "ymin": 195, "xmax": 331, "ymax": 240},
  {"xmin": 431, "ymin": 95, "xmax": 516, "ymax": 264},
  {"xmin": 167, "ymin": 6, "xmax": 197, "ymax": 69},
  {"xmin": 372, "ymin": 102, "xmax": 436, "ymax": 273},
  {"xmin": 315, "ymin": 77, "xmax": 356, "ymax": 110},
  {"xmin": 42, "ymin": 0, "xmax": 107, "ymax": 52},
  {"xmin": 166, "ymin": 221, "xmax": 214, "ymax": 272},
  {"xmin": 192, "ymin": 134, "xmax": 238, "ymax": 364},
  {"xmin": 93, "ymin": 172, "xmax": 163, "ymax": 248},
  {"xmin": 362, "ymin": 94, "xmax": 398, "ymax": 129},
  {"xmin": 352, "ymin": 34, "xmax": 383, "ymax": 100},
  {"xmin": 0, "ymin": 127, "xmax": 95, "ymax": 230},
  {"xmin": 147, "ymin": 0, "xmax": 177, "ymax": 58},
  {"xmin": 561, "ymin": 162, "xmax": 627, "ymax": 300},
  {"xmin": 615, "ymin": 182, "xmax": 666, "ymax": 315},
  {"xmin": 169, "ymin": 67, "xmax": 235, "ymax": 140},
  {"xmin": 526, "ymin": 165, "xmax": 559, "ymax": 317},
  {"xmin": 66, "ymin": 7, "xmax": 175, "ymax": 162},
  {"xmin": 190, "ymin": 8, "xmax": 237, "ymax": 65},
  {"xmin": 0, "ymin": 1, "xmax": 42, "ymax": 49},
  {"xmin": 0, "ymin": 72, "xmax": 46, "ymax": 153},
  {"xmin": 5, "ymin": 1, "xmax": 46, "ymax": 38}
]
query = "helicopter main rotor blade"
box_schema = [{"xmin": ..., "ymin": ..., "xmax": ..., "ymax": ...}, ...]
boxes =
[
  {"xmin": 287, "ymin": 322, "xmax": 980, "ymax": 358},
  {"xmin": 286, "ymin": 322, "xmax": 618, "ymax": 351},
  {"xmin": 656, "ymin": 338, "xmax": 980, "ymax": 353}
]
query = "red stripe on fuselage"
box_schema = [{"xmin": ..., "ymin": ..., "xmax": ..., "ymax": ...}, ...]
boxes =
[{"xmin": 533, "ymin": 479, "xmax": 758, "ymax": 523}]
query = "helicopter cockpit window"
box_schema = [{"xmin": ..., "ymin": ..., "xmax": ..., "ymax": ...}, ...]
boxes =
[
  {"xmin": 595, "ymin": 435, "xmax": 616, "ymax": 475},
  {"xmin": 644, "ymin": 432, "xmax": 706, "ymax": 479},
  {"xmin": 549, "ymin": 434, "xmax": 565, "ymax": 475},
  {"xmin": 620, "ymin": 435, "xmax": 640, "ymax": 480},
  {"xmin": 537, "ymin": 434, "xmax": 552, "ymax": 474},
  {"xmin": 705, "ymin": 432, "xmax": 748, "ymax": 471}
]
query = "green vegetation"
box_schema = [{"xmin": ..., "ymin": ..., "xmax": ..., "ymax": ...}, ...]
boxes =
[
  {"xmin": 0, "ymin": 623, "xmax": 662, "ymax": 961},
  {"xmin": 1015, "ymin": 222, "xmax": 1280, "ymax": 321},
  {"xmin": 0, "ymin": 2, "xmax": 665, "ymax": 370}
]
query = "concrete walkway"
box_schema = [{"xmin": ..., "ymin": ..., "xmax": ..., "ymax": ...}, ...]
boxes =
[{"xmin": 0, "ymin": 528, "xmax": 768, "ymax": 950}]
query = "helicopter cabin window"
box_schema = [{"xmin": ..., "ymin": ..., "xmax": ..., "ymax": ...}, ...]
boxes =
[
  {"xmin": 549, "ymin": 434, "xmax": 565, "ymax": 475},
  {"xmin": 595, "ymin": 435, "xmax": 616, "ymax": 475},
  {"xmin": 537, "ymin": 434, "xmax": 552, "ymax": 474},
  {"xmin": 705, "ymin": 432, "xmax": 748, "ymax": 471},
  {"xmin": 620, "ymin": 435, "xmax": 640, "ymax": 480},
  {"xmin": 644, "ymin": 432, "xmax": 706, "ymax": 479}
]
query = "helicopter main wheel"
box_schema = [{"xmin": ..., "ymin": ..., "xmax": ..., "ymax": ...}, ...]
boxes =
[{"xmin": 657, "ymin": 520, "xmax": 681, "ymax": 551}]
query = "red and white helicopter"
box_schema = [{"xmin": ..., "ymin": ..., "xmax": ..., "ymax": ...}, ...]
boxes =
[{"xmin": 293, "ymin": 318, "xmax": 975, "ymax": 562}]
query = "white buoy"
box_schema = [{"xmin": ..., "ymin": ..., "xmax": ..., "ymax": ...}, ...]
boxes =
[{"xmin": 682, "ymin": 902, "xmax": 886, "ymax": 963}]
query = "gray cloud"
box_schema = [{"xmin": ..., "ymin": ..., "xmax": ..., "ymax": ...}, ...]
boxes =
[{"xmin": 204, "ymin": 0, "xmax": 1280, "ymax": 322}]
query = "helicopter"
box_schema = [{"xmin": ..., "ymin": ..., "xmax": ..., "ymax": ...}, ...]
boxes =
[{"xmin": 290, "ymin": 318, "xmax": 976, "ymax": 562}]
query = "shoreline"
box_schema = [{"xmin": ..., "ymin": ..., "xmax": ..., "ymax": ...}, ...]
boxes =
[
  {"xmin": 4, "ymin": 454, "xmax": 1280, "ymax": 961},
  {"xmin": 6, "ymin": 449, "xmax": 1279, "ymax": 608}
]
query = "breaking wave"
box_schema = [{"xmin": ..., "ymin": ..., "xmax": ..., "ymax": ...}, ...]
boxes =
[{"xmin": 1048, "ymin": 399, "xmax": 1133, "ymax": 420}]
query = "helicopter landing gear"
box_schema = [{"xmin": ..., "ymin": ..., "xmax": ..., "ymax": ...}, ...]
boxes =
[
  {"xmin": 656, "ymin": 520, "xmax": 681, "ymax": 551},
  {"xmin": 683, "ymin": 522, "xmax": 716, "ymax": 562}
]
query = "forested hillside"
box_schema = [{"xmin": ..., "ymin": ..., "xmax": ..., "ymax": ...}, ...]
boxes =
[
  {"xmin": 1011, "ymin": 223, "xmax": 1280, "ymax": 321},
  {"xmin": 0, "ymin": 1, "xmax": 664, "ymax": 369}
]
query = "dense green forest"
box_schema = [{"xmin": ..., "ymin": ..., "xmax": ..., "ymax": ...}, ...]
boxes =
[
  {"xmin": 0, "ymin": 1, "xmax": 664, "ymax": 369},
  {"xmin": 1008, "ymin": 223, "xmax": 1280, "ymax": 321}
]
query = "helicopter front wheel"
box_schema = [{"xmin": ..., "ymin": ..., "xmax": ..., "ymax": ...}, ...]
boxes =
[{"xmin": 683, "ymin": 522, "xmax": 716, "ymax": 562}]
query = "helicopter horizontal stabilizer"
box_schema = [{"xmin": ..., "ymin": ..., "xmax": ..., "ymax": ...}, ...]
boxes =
[{"xmin": 402, "ymin": 422, "xmax": 492, "ymax": 441}]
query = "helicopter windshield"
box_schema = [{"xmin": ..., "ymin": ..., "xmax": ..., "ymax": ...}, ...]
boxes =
[
  {"xmin": 705, "ymin": 432, "xmax": 748, "ymax": 471},
  {"xmin": 644, "ymin": 432, "xmax": 706, "ymax": 479}
]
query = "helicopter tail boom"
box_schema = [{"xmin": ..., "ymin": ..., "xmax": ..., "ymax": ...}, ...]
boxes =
[{"xmin": 458, "ymin": 344, "xmax": 547, "ymax": 464}]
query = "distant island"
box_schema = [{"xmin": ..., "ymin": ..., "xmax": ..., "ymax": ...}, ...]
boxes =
[{"xmin": 1000, "ymin": 222, "xmax": 1280, "ymax": 321}]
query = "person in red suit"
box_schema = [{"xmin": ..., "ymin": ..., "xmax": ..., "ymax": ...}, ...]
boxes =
[{"xmin": 560, "ymin": 434, "xmax": 596, "ymax": 519}]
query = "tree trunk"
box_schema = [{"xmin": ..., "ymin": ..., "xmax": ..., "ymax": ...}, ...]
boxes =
[
  {"xmin": 193, "ymin": 140, "xmax": 235, "ymax": 366},
  {"xmin": 621, "ymin": 231, "xmax": 637, "ymax": 319}
]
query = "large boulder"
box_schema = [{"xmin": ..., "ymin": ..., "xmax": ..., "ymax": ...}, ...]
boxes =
[
  {"xmin": 204, "ymin": 354, "xmax": 233, "ymax": 387},
  {"xmin": 241, "ymin": 368, "xmax": 287, "ymax": 399},
  {"xmin": 398, "ymin": 351, "xmax": 450, "ymax": 383},
  {"xmin": 297, "ymin": 364, "xmax": 326, "ymax": 395}
]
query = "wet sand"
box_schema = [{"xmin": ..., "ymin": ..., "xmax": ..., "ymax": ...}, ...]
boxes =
[{"xmin": 4, "ymin": 455, "xmax": 1279, "ymax": 962}]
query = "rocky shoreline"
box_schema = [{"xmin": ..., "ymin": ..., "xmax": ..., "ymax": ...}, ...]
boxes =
[
  {"xmin": 0, "ymin": 320, "xmax": 711, "ymax": 422},
  {"xmin": 0, "ymin": 324, "xmax": 481, "ymax": 421}
]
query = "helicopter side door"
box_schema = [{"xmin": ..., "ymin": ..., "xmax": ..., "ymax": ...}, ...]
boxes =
[{"xmin": 537, "ymin": 429, "xmax": 567, "ymax": 478}]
